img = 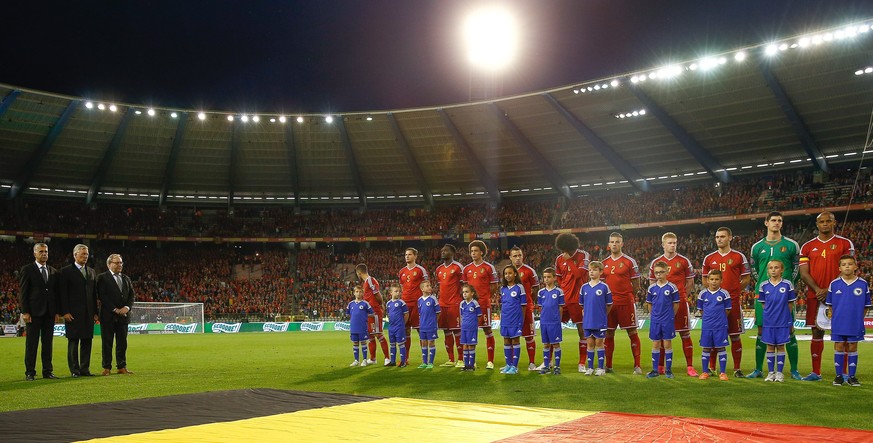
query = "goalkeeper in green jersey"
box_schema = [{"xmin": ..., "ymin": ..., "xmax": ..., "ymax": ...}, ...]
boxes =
[{"xmin": 747, "ymin": 211, "xmax": 802, "ymax": 380}]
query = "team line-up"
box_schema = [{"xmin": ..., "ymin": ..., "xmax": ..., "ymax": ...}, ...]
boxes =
[{"xmin": 345, "ymin": 211, "xmax": 871, "ymax": 386}]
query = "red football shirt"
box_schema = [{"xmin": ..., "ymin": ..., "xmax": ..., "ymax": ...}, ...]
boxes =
[
  {"xmin": 555, "ymin": 249, "xmax": 589, "ymax": 304},
  {"xmin": 435, "ymin": 260, "xmax": 464, "ymax": 307},
  {"xmin": 516, "ymin": 263, "xmax": 540, "ymax": 311},
  {"xmin": 462, "ymin": 261, "xmax": 498, "ymax": 305},
  {"xmin": 799, "ymin": 235, "xmax": 855, "ymax": 296},
  {"xmin": 702, "ymin": 249, "xmax": 750, "ymax": 296},
  {"xmin": 361, "ymin": 275, "xmax": 383, "ymax": 315},
  {"xmin": 398, "ymin": 264, "xmax": 428, "ymax": 304},
  {"xmin": 602, "ymin": 253, "xmax": 641, "ymax": 306}
]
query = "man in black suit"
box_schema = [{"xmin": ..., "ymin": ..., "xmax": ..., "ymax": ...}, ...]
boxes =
[
  {"xmin": 58, "ymin": 244, "xmax": 99, "ymax": 377},
  {"xmin": 97, "ymin": 253, "xmax": 135, "ymax": 375},
  {"xmin": 19, "ymin": 242, "xmax": 59, "ymax": 380}
]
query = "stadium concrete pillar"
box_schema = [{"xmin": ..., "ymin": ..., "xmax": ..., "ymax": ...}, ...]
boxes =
[
  {"xmin": 0, "ymin": 89, "xmax": 21, "ymax": 119},
  {"xmin": 283, "ymin": 123, "xmax": 301, "ymax": 209},
  {"xmin": 87, "ymin": 107, "xmax": 135, "ymax": 205},
  {"xmin": 758, "ymin": 62, "xmax": 829, "ymax": 173},
  {"xmin": 628, "ymin": 85, "xmax": 731, "ymax": 184},
  {"xmin": 542, "ymin": 93, "xmax": 651, "ymax": 193},
  {"xmin": 10, "ymin": 99, "xmax": 80, "ymax": 199},
  {"xmin": 488, "ymin": 102, "xmax": 572, "ymax": 199},
  {"xmin": 437, "ymin": 108, "xmax": 502, "ymax": 203},
  {"xmin": 335, "ymin": 117, "xmax": 367, "ymax": 210},
  {"xmin": 387, "ymin": 112, "xmax": 433, "ymax": 208},
  {"xmin": 228, "ymin": 119, "xmax": 241, "ymax": 210},
  {"xmin": 159, "ymin": 112, "xmax": 188, "ymax": 207}
]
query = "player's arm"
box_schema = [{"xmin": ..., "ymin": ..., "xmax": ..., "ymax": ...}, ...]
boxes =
[
  {"xmin": 740, "ymin": 274, "xmax": 751, "ymax": 290},
  {"xmin": 789, "ymin": 300, "xmax": 796, "ymax": 333},
  {"xmin": 799, "ymin": 264, "xmax": 828, "ymax": 301},
  {"xmin": 672, "ymin": 300, "xmax": 680, "ymax": 315},
  {"xmin": 490, "ymin": 282, "xmax": 499, "ymax": 305},
  {"xmin": 685, "ymin": 277, "xmax": 694, "ymax": 293},
  {"xmin": 403, "ymin": 311, "xmax": 409, "ymax": 323},
  {"xmin": 606, "ymin": 302, "xmax": 613, "ymax": 317},
  {"xmin": 631, "ymin": 276, "xmax": 641, "ymax": 294}
]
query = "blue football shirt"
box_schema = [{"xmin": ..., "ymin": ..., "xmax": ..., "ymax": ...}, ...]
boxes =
[
  {"xmin": 346, "ymin": 300, "xmax": 374, "ymax": 334},
  {"xmin": 826, "ymin": 277, "xmax": 872, "ymax": 337},
  {"xmin": 537, "ymin": 287, "xmax": 565, "ymax": 324},
  {"xmin": 386, "ymin": 299, "xmax": 409, "ymax": 331},
  {"xmin": 696, "ymin": 288, "xmax": 732, "ymax": 330},
  {"xmin": 460, "ymin": 299, "xmax": 482, "ymax": 330},
  {"xmin": 500, "ymin": 284, "xmax": 527, "ymax": 328},
  {"xmin": 646, "ymin": 282, "xmax": 680, "ymax": 324},
  {"xmin": 417, "ymin": 295, "xmax": 441, "ymax": 331},
  {"xmin": 580, "ymin": 281, "xmax": 613, "ymax": 330},
  {"xmin": 758, "ymin": 279, "xmax": 797, "ymax": 328}
]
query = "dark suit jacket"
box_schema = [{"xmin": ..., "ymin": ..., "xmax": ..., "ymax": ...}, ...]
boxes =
[
  {"xmin": 58, "ymin": 264, "xmax": 98, "ymax": 339},
  {"xmin": 18, "ymin": 262, "xmax": 57, "ymax": 318},
  {"xmin": 97, "ymin": 271, "xmax": 135, "ymax": 324}
]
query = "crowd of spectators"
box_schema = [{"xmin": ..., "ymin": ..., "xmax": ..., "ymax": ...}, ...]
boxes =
[
  {"xmin": 3, "ymin": 167, "xmax": 873, "ymax": 324},
  {"xmin": 3, "ymin": 169, "xmax": 871, "ymax": 240}
]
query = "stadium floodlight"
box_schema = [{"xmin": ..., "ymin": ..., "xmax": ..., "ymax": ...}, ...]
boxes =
[
  {"xmin": 241, "ymin": 115, "xmax": 249, "ymax": 122},
  {"xmin": 366, "ymin": 115, "xmax": 373, "ymax": 121},
  {"xmin": 279, "ymin": 116, "xmax": 287, "ymax": 123},
  {"xmin": 170, "ymin": 112, "xmax": 178, "ymax": 118},
  {"xmin": 573, "ymin": 89, "xmax": 580, "ymax": 94},
  {"xmin": 699, "ymin": 57, "xmax": 718, "ymax": 70},
  {"xmin": 109, "ymin": 104, "xmax": 118, "ymax": 112},
  {"xmin": 135, "ymin": 110, "xmax": 142, "ymax": 115},
  {"xmin": 798, "ymin": 37, "xmax": 811, "ymax": 48},
  {"xmin": 765, "ymin": 44, "xmax": 778, "ymax": 55},
  {"xmin": 198, "ymin": 112, "xmax": 206, "ymax": 120},
  {"xmin": 269, "ymin": 118, "xmax": 276, "ymax": 123},
  {"xmin": 718, "ymin": 57, "xmax": 727, "ymax": 64},
  {"xmin": 656, "ymin": 65, "xmax": 682, "ymax": 79},
  {"xmin": 252, "ymin": 115, "xmax": 260, "ymax": 122},
  {"xmin": 639, "ymin": 109, "xmax": 646, "ymax": 115},
  {"xmin": 227, "ymin": 115, "xmax": 234, "ymax": 121},
  {"xmin": 610, "ymin": 79, "xmax": 619, "ymax": 87},
  {"xmin": 778, "ymin": 43, "xmax": 789, "ymax": 51},
  {"xmin": 147, "ymin": 108, "xmax": 156, "ymax": 116},
  {"xmin": 734, "ymin": 51, "xmax": 747, "ymax": 62},
  {"xmin": 97, "ymin": 103, "xmax": 106, "ymax": 110},
  {"xmin": 325, "ymin": 115, "xmax": 334, "ymax": 123},
  {"xmin": 812, "ymin": 35, "xmax": 823, "ymax": 45},
  {"xmin": 856, "ymin": 70, "xmax": 864, "ymax": 76},
  {"xmin": 463, "ymin": 6, "xmax": 518, "ymax": 72},
  {"xmin": 296, "ymin": 116, "xmax": 304, "ymax": 123},
  {"xmin": 85, "ymin": 102, "xmax": 94, "ymax": 109}
]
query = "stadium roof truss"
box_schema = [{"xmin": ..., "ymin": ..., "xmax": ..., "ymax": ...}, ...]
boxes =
[{"xmin": 2, "ymin": 20, "xmax": 873, "ymax": 206}]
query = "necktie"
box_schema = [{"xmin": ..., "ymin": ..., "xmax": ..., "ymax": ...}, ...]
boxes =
[
  {"xmin": 114, "ymin": 274, "xmax": 123, "ymax": 291},
  {"xmin": 81, "ymin": 266, "xmax": 87, "ymax": 278},
  {"xmin": 41, "ymin": 266, "xmax": 48, "ymax": 283}
]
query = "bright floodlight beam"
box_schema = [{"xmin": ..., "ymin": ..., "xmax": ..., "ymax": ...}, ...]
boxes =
[{"xmin": 463, "ymin": 6, "xmax": 518, "ymax": 72}]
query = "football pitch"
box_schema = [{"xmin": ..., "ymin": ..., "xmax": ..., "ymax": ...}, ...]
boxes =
[{"xmin": 1, "ymin": 330, "xmax": 870, "ymax": 431}]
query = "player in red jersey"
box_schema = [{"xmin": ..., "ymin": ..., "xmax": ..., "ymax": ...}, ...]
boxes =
[
  {"xmin": 601, "ymin": 232, "xmax": 643, "ymax": 374},
  {"xmin": 648, "ymin": 232, "xmax": 697, "ymax": 377},
  {"xmin": 509, "ymin": 246, "xmax": 541, "ymax": 371},
  {"xmin": 798, "ymin": 211, "xmax": 855, "ymax": 381},
  {"xmin": 462, "ymin": 240, "xmax": 499, "ymax": 369},
  {"xmin": 435, "ymin": 244, "xmax": 465, "ymax": 368},
  {"xmin": 355, "ymin": 264, "xmax": 390, "ymax": 366},
  {"xmin": 701, "ymin": 227, "xmax": 751, "ymax": 377},
  {"xmin": 398, "ymin": 247, "xmax": 429, "ymax": 364},
  {"xmin": 554, "ymin": 233, "xmax": 590, "ymax": 373}
]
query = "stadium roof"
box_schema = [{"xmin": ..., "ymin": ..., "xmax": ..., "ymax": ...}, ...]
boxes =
[{"xmin": 1, "ymin": 19, "xmax": 873, "ymax": 208}]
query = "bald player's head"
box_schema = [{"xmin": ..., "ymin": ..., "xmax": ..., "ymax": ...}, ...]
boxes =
[{"xmin": 815, "ymin": 211, "xmax": 836, "ymax": 236}]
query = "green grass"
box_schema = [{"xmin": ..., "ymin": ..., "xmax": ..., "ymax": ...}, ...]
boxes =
[{"xmin": 2, "ymin": 331, "xmax": 871, "ymax": 430}]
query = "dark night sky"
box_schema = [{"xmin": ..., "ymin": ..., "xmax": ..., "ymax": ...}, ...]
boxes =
[{"xmin": 3, "ymin": 0, "xmax": 873, "ymax": 113}]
